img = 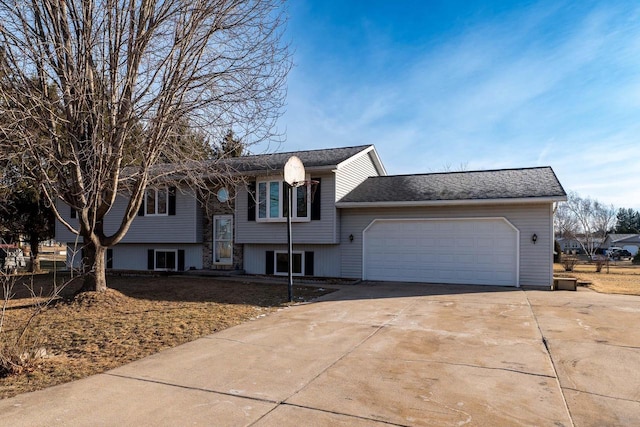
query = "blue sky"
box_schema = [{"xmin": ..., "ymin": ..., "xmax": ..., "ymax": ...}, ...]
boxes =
[{"xmin": 267, "ymin": 0, "xmax": 640, "ymax": 210}]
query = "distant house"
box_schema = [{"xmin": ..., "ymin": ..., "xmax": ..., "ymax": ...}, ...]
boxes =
[
  {"xmin": 56, "ymin": 145, "xmax": 567, "ymax": 287},
  {"xmin": 556, "ymin": 235, "xmax": 604, "ymax": 254},
  {"xmin": 556, "ymin": 237, "xmax": 583, "ymax": 254},
  {"xmin": 601, "ymin": 234, "xmax": 640, "ymax": 256}
]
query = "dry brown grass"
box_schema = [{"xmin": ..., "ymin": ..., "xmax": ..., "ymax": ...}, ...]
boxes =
[
  {"xmin": 553, "ymin": 260, "xmax": 640, "ymax": 295},
  {"xmin": 0, "ymin": 273, "xmax": 336, "ymax": 399}
]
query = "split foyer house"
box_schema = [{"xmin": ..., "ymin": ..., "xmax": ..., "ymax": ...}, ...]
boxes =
[{"xmin": 56, "ymin": 144, "xmax": 567, "ymax": 287}]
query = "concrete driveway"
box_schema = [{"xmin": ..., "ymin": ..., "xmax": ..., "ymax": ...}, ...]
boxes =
[{"xmin": 1, "ymin": 283, "xmax": 639, "ymax": 426}]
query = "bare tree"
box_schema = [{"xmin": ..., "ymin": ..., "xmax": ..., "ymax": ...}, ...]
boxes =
[
  {"xmin": 554, "ymin": 202, "xmax": 578, "ymax": 239},
  {"xmin": 560, "ymin": 191, "xmax": 616, "ymax": 256},
  {"xmin": 436, "ymin": 162, "xmax": 469, "ymax": 172},
  {"xmin": 592, "ymin": 200, "xmax": 617, "ymax": 240},
  {"xmin": 0, "ymin": 0, "xmax": 290, "ymax": 292}
]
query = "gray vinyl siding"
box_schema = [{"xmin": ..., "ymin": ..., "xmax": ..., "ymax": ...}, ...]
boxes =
[
  {"xmin": 339, "ymin": 203, "xmax": 554, "ymax": 286},
  {"xmin": 195, "ymin": 199, "xmax": 204, "ymax": 243},
  {"xmin": 243, "ymin": 244, "xmax": 341, "ymax": 277},
  {"xmin": 333, "ymin": 151, "xmax": 383, "ymax": 244},
  {"xmin": 335, "ymin": 151, "xmax": 381, "ymax": 202},
  {"xmin": 55, "ymin": 189, "xmax": 202, "ymax": 244},
  {"xmin": 235, "ymin": 172, "xmax": 338, "ymax": 244},
  {"xmin": 55, "ymin": 200, "xmax": 77, "ymax": 243},
  {"xmin": 65, "ymin": 242, "xmax": 202, "ymax": 270}
]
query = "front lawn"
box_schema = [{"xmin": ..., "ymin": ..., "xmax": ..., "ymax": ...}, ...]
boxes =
[
  {"xmin": 553, "ymin": 261, "xmax": 640, "ymax": 295},
  {"xmin": 0, "ymin": 273, "xmax": 335, "ymax": 399}
]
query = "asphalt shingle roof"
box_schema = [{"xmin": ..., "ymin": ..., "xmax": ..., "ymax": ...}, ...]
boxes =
[
  {"xmin": 608, "ymin": 234, "xmax": 640, "ymax": 243},
  {"xmin": 225, "ymin": 145, "xmax": 373, "ymax": 173},
  {"xmin": 339, "ymin": 167, "xmax": 566, "ymax": 204}
]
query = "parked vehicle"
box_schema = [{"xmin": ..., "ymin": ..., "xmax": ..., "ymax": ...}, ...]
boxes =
[
  {"xmin": 605, "ymin": 247, "xmax": 623, "ymax": 255},
  {"xmin": 608, "ymin": 248, "xmax": 632, "ymax": 260}
]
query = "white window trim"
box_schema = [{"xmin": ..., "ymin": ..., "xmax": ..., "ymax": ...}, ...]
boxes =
[
  {"xmin": 274, "ymin": 250, "xmax": 304, "ymax": 276},
  {"xmin": 146, "ymin": 188, "xmax": 169, "ymax": 216},
  {"xmin": 213, "ymin": 215, "xmax": 233, "ymax": 265},
  {"xmin": 154, "ymin": 249, "xmax": 178, "ymax": 271},
  {"xmin": 256, "ymin": 176, "xmax": 311, "ymax": 223}
]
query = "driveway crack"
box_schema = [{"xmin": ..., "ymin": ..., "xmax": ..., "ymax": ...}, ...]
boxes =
[
  {"xmin": 418, "ymin": 359, "xmax": 556, "ymax": 379},
  {"xmin": 104, "ymin": 372, "xmax": 280, "ymax": 404},
  {"xmin": 561, "ymin": 386, "xmax": 640, "ymax": 404},
  {"xmin": 524, "ymin": 290, "xmax": 576, "ymax": 427}
]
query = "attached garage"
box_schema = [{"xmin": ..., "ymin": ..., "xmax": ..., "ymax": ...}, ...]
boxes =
[
  {"xmin": 363, "ymin": 218, "xmax": 519, "ymax": 286},
  {"xmin": 336, "ymin": 167, "xmax": 567, "ymax": 287}
]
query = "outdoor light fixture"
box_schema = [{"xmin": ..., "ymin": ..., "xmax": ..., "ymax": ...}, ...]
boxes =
[
  {"xmin": 532, "ymin": 234, "xmax": 538, "ymax": 244},
  {"xmin": 349, "ymin": 234, "xmax": 354, "ymax": 242}
]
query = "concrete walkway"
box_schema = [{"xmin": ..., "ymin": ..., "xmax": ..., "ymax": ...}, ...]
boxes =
[{"xmin": 1, "ymin": 283, "xmax": 639, "ymax": 426}]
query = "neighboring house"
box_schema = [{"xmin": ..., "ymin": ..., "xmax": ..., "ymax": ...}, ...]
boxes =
[
  {"xmin": 555, "ymin": 235, "xmax": 604, "ymax": 254},
  {"xmin": 556, "ymin": 237, "xmax": 583, "ymax": 254},
  {"xmin": 601, "ymin": 234, "xmax": 640, "ymax": 256},
  {"xmin": 56, "ymin": 144, "xmax": 567, "ymax": 287}
]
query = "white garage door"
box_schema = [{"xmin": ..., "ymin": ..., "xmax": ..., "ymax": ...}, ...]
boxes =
[{"xmin": 363, "ymin": 218, "xmax": 519, "ymax": 286}]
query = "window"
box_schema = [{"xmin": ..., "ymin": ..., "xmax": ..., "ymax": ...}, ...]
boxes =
[
  {"xmin": 256, "ymin": 179, "xmax": 310, "ymax": 222},
  {"xmin": 154, "ymin": 249, "xmax": 177, "ymax": 271},
  {"xmin": 139, "ymin": 187, "xmax": 176, "ymax": 217},
  {"xmin": 296, "ymin": 186, "xmax": 308, "ymax": 217},
  {"xmin": 213, "ymin": 215, "xmax": 233, "ymax": 265},
  {"xmin": 146, "ymin": 188, "xmax": 169, "ymax": 216},
  {"xmin": 148, "ymin": 249, "xmax": 184, "ymax": 271},
  {"xmin": 274, "ymin": 251, "xmax": 303, "ymax": 275}
]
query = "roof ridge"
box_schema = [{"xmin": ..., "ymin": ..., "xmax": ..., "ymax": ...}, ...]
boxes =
[
  {"xmin": 364, "ymin": 166, "xmax": 553, "ymax": 178},
  {"xmin": 243, "ymin": 144, "xmax": 372, "ymax": 159}
]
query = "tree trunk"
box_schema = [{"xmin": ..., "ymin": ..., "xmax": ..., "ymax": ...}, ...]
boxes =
[
  {"xmin": 80, "ymin": 241, "xmax": 108, "ymax": 293},
  {"xmin": 28, "ymin": 233, "xmax": 40, "ymax": 273}
]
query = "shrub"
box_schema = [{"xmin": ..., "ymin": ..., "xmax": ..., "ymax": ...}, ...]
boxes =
[
  {"xmin": 562, "ymin": 256, "xmax": 579, "ymax": 272},
  {"xmin": 633, "ymin": 252, "xmax": 640, "ymax": 265},
  {"xmin": 0, "ymin": 273, "xmax": 66, "ymax": 377},
  {"xmin": 0, "ymin": 331, "xmax": 47, "ymax": 377},
  {"xmin": 593, "ymin": 255, "xmax": 608, "ymax": 273}
]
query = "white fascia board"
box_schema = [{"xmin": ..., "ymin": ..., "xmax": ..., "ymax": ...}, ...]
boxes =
[
  {"xmin": 336, "ymin": 196, "xmax": 567, "ymax": 208},
  {"xmin": 334, "ymin": 145, "xmax": 388, "ymax": 176},
  {"xmin": 241, "ymin": 166, "xmax": 333, "ymax": 178}
]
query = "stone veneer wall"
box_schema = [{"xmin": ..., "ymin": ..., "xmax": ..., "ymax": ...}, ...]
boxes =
[{"xmin": 202, "ymin": 188, "xmax": 244, "ymax": 270}]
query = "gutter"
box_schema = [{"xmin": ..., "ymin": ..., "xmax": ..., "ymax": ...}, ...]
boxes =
[{"xmin": 336, "ymin": 196, "xmax": 568, "ymax": 208}]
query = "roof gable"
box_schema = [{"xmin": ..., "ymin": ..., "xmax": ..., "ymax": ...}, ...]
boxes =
[
  {"xmin": 337, "ymin": 167, "xmax": 567, "ymax": 206},
  {"xmin": 607, "ymin": 234, "xmax": 640, "ymax": 243},
  {"xmin": 226, "ymin": 145, "xmax": 376, "ymax": 174}
]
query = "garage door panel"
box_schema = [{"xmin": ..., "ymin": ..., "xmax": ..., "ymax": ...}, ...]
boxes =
[{"xmin": 364, "ymin": 219, "xmax": 518, "ymax": 286}]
